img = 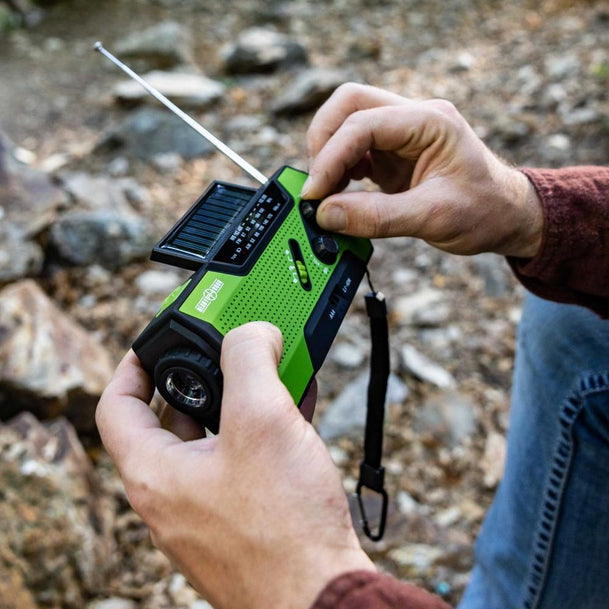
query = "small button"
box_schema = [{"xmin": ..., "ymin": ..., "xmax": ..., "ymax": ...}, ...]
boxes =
[{"xmin": 312, "ymin": 235, "xmax": 340, "ymax": 265}]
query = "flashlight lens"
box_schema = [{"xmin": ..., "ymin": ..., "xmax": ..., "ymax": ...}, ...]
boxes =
[{"xmin": 164, "ymin": 368, "xmax": 210, "ymax": 409}]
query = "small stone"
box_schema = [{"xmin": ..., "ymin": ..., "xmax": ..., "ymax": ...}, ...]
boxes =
[
  {"xmin": 272, "ymin": 68, "xmax": 350, "ymax": 115},
  {"xmin": 221, "ymin": 27, "xmax": 308, "ymax": 74},
  {"xmin": 114, "ymin": 71, "xmax": 224, "ymax": 110},
  {"xmin": 401, "ymin": 345, "xmax": 456, "ymax": 389},
  {"xmin": 393, "ymin": 288, "xmax": 444, "ymax": 324},
  {"xmin": 481, "ymin": 431, "xmax": 506, "ymax": 489},
  {"xmin": 88, "ymin": 598, "xmax": 137, "ymax": 609},
  {"xmin": 135, "ymin": 269, "xmax": 184, "ymax": 297},
  {"xmin": 114, "ymin": 21, "xmax": 194, "ymax": 69},
  {"xmin": 329, "ymin": 341, "xmax": 366, "ymax": 369},
  {"xmin": 413, "ymin": 391, "xmax": 477, "ymax": 448},
  {"xmin": 388, "ymin": 543, "xmax": 444, "ymax": 574}
]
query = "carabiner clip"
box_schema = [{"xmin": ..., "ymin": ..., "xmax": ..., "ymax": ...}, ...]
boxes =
[{"xmin": 355, "ymin": 462, "xmax": 388, "ymax": 542}]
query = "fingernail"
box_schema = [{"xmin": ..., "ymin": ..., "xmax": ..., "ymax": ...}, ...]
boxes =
[
  {"xmin": 318, "ymin": 204, "xmax": 346, "ymax": 231},
  {"xmin": 301, "ymin": 176, "xmax": 312, "ymax": 197}
]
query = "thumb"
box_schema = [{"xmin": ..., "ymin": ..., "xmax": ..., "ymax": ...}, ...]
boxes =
[
  {"xmin": 316, "ymin": 186, "xmax": 437, "ymax": 239},
  {"xmin": 219, "ymin": 321, "xmax": 298, "ymax": 440}
]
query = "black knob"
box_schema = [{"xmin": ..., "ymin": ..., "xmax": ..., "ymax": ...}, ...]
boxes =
[
  {"xmin": 300, "ymin": 199, "xmax": 321, "ymax": 225},
  {"xmin": 312, "ymin": 235, "xmax": 340, "ymax": 265}
]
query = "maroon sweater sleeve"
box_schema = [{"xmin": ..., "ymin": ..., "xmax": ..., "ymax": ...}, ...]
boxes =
[
  {"xmin": 310, "ymin": 571, "xmax": 452, "ymax": 609},
  {"xmin": 508, "ymin": 166, "xmax": 609, "ymax": 318}
]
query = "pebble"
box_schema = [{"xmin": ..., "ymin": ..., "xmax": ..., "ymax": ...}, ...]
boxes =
[
  {"xmin": 401, "ymin": 345, "xmax": 457, "ymax": 389},
  {"xmin": 114, "ymin": 71, "xmax": 225, "ymax": 109},
  {"xmin": 88, "ymin": 599, "xmax": 137, "ymax": 609}
]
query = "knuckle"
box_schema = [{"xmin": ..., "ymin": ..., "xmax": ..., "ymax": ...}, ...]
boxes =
[
  {"xmin": 427, "ymin": 98, "xmax": 460, "ymax": 118},
  {"xmin": 333, "ymin": 81, "xmax": 366, "ymax": 103}
]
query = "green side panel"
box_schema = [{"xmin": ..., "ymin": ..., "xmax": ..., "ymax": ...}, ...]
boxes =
[
  {"xmin": 277, "ymin": 166, "xmax": 373, "ymax": 262},
  {"xmin": 178, "ymin": 167, "xmax": 372, "ymax": 404},
  {"xmin": 178, "ymin": 198, "xmax": 324, "ymax": 403},
  {"xmin": 156, "ymin": 279, "xmax": 191, "ymax": 317},
  {"xmin": 277, "ymin": 166, "xmax": 308, "ymax": 198}
]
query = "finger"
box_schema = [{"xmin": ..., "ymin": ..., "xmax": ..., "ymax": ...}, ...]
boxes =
[
  {"xmin": 299, "ymin": 378, "xmax": 318, "ymax": 423},
  {"xmin": 219, "ymin": 322, "xmax": 298, "ymax": 439},
  {"xmin": 306, "ymin": 82, "xmax": 409, "ymax": 160},
  {"xmin": 304, "ymin": 100, "xmax": 461, "ymax": 200},
  {"xmin": 316, "ymin": 179, "xmax": 455, "ymax": 241},
  {"xmin": 96, "ymin": 350, "xmax": 181, "ymax": 468},
  {"xmin": 159, "ymin": 403, "xmax": 207, "ymax": 441}
]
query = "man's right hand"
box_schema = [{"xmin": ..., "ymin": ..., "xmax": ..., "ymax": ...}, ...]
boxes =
[{"xmin": 302, "ymin": 83, "xmax": 543, "ymax": 259}]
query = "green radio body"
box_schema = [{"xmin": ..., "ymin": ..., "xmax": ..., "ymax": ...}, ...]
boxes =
[{"xmin": 133, "ymin": 165, "xmax": 373, "ymax": 432}]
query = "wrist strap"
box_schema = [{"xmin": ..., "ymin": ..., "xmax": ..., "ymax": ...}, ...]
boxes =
[{"xmin": 355, "ymin": 275, "xmax": 389, "ymax": 541}]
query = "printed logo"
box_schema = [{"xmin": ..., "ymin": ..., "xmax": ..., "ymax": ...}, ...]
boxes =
[{"xmin": 195, "ymin": 279, "xmax": 224, "ymax": 313}]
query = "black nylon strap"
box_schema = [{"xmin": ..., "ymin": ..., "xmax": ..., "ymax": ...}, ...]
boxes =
[{"xmin": 355, "ymin": 289, "xmax": 390, "ymax": 541}]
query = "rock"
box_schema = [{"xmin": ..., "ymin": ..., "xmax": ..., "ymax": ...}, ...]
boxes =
[
  {"xmin": 481, "ymin": 431, "xmax": 506, "ymax": 489},
  {"xmin": 97, "ymin": 108, "xmax": 215, "ymax": 161},
  {"xmin": 387, "ymin": 543, "xmax": 444, "ymax": 574},
  {"xmin": 393, "ymin": 288, "xmax": 445, "ymax": 325},
  {"xmin": 221, "ymin": 27, "xmax": 308, "ymax": 74},
  {"xmin": 0, "ymin": 131, "xmax": 67, "ymax": 283},
  {"xmin": 0, "ymin": 222, "xmax": 44, "ymax": 284},
  {"xmin": 472, "ymin": 253, "xmax": 512, "ymax": 297},
  {"xmin": 329, "ymin": 340, "xmax": 366, "ymax": 369},
  {"xmin": 413, "ymin": 390, "xmax": 477, "ymax": 448},
  {"xmin": 400, "ymin": 345, "xmax": 456, "ymax": 389},
  {"xmin": 0, "ymin": 132, "xmax": 66, "ymax": 233},
  {"xmin": 0, "ymin": 280, "xmax": 115, "ymax": 432},
  {"xmin": 114, "ymin": 71, "xmax": 225, "ymax": 110},
  {"xmin": 545, "ymin": 53, "xmax": 581, "ymax": 80},
  {"xmin": 61, "ymin": 172, "xmax": 147, "ymax": 213},
  {"xmin": 318, "ymin": 371, "xmax": 409, "ymax": 440},
  {"xmin": 88, "ymin": 599, "xmax": 137, "ymax": 609},
  {"xmin": 135, "ymin": 269, "xmax": 184, "ymax": 298},
  {"xmin": 271, "ymin": 68, "xmax": 349, "ymax": 115},
  {"xmin": 0, "ymin": 413, "xmax": 115, "ymax": 608},
  {"xmin": 49, "ymin": 208, "xmax": 156, "ymax": 269},
  {"xmin": 113, "ymin": 21, "xmax": 194, "ymax": 69}
]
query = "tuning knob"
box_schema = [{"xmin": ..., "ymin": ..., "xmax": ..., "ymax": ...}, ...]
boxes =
[{"xmin": 312, "ymin": 235, "xmax": 339, "ymax": 265}]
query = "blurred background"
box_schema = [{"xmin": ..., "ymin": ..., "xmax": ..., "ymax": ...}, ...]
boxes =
[{"xmin": 0, "ymin": 0, "xmax": 608, "ymax": 607}]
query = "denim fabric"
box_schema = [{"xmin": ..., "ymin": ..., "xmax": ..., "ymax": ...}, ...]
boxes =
[{"xmin": 458, "ymin": 292, "xmax": 609, "ymax": 609}]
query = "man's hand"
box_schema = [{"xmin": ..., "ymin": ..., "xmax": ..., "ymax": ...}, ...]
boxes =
[
  {"xmin": 303, "ymin": 83, "xmax": 543, "ymax": 258},
  {"xmin": 96, "ymin": 322, "xmax": 374, "ymax": 609}
]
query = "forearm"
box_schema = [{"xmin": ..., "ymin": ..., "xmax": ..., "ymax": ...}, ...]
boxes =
[{"xmin": 508, "ymin": 166, "xmax": 609, "ymax": 318}]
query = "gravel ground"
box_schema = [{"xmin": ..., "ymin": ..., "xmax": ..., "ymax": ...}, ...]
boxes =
[{"xmin": 1, "ymin": 0, "xmax": 608, "ymax": 606}]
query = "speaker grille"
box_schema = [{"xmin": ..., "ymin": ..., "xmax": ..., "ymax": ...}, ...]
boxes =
[{"xmin": 217, "ymin": 211, "xmax": 323, "ymax": 357}]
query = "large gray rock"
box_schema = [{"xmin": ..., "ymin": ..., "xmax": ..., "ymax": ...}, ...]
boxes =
[
  {"xmin": 49, "ymin": 209, "xmax": 156, "ymax": 269},
  {"xmin": 0, "ymin": 131, "xmax": 67, "ymax": 283},
  {"xmin": 97, "ymin": 108, "xmax": 215, "ymax": 161},
  {"xmin": 0, "ymin": 412, "xmax": 115, "ymax": 608},
  {"xmin": 113, "ymin": 21, "xmax": 194, "ymax": 69},
  {"xmin": 0, "ymin": 280, "xmax": 115, "ymax": 432},
  {"xmin": 221, "ymin": 27, "xmax": 308, "ymax": 74}
]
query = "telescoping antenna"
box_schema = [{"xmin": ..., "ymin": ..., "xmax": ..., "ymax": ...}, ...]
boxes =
[{"xmin": 94, "ymin": 41, "xmax": 267, "ymax": 185}]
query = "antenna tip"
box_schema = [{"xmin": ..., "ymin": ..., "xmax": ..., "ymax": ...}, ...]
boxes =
[{"xmin": 93, "ymin": 41, "xmax": 103, "ymax": 52}]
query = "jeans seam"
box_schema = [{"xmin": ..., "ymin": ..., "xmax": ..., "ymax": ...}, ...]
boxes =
[{"xmin": 522, "ymin": 371, "xmax": 609, "ymax": 609}]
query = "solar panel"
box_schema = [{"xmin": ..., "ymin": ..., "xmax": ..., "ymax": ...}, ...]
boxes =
[{"xmin": 151, "ymin": 182, "xmax": 256, "ymax": 270}]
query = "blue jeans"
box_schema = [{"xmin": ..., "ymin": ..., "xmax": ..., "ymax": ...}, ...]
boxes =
[{"xmin": 459, "ymin": 292, "xmax": 609, "ymax": 609}]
